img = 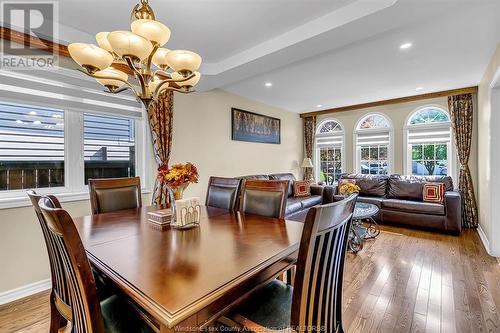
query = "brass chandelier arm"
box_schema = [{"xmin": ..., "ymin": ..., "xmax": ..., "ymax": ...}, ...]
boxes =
[
  {"xmin": 146, "ymin": 43, "xmax": 160, "ymax": 75},
  {"xmin": 124, "ymin": 56, "xmax": 148, "ymax": 96},
  {"xmin": 152, "ymin": 72, "xmax": 196, "ymax": 100},
  {"xmin": 77, "ymin": 69, "xmax": 140, "ymax": 97},
  {"xmin": 152, "ymin": 69, "xmax": 172, "ymax": 79}
]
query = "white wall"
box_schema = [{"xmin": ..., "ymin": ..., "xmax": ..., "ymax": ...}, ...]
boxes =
[
  {"xmin": 477, "ymin": 43, "xmax": 500, "ymax": 256},
  {"xmin": 0, "ymin": 88, "xmax": 302, "ymax": 296}
]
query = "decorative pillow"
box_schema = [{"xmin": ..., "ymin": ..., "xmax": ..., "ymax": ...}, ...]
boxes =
[
  {"xmin": 423, "ymin": 182, "xmax": 445, "ymax": 204},
  {"xmin": 293, "ymin": 180, "xmax": 311, "ymax": 197},
  {"xmin": 339, "ymin": 179, "xmax": 356, "ymax": 186}
]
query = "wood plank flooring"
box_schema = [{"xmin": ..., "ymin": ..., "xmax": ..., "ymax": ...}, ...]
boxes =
[{"xmin": 1, "ymin": 225, "xmax": 499, "ymax": 333}]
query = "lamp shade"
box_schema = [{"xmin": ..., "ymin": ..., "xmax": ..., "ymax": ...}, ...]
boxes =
[
  {"xmin": 94, "ymin": 67, "xmax": 128, "ymax": 88},
  {"xmin": 151, "ymin": 48, "xmax": 171, "ymax": 68},
  {"xmin": 95, "ymin": 32, "xmax": 113, "ymax": 52},
  {"xmin": 131, "ymin": 19, "xmax": 171, "ymax": 46},
  {"xmin": 301, "ymin": 158, "xmax": 313, "ymax": 168},
  {"xmin": 107, "ymin": 31, "xmax": 153, "ymax": 61},
  {"xmin": 166, "ymin": 50, "xmax": 202, "ymax": 73},
  {"xmin": 171, "ymin": 71, "xmax": 201, "ymax": 87},
  {"xmin": 149, "ymin": 76, "xmax": 169, "ymax": 93},
  {"xmin": 68, "ymin": 43, "xmax": 113, "ymax": 71}
]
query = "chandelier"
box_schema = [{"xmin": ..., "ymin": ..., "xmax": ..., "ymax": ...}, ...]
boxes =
[{"xmin": 67, "ymin": 0, "xmax": 201, "ymax": 109}]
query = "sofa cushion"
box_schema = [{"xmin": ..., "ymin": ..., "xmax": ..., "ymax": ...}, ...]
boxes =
[
  {"xmin": 285, "ymin": 197, "xmax": 304, "ymax": 215},
  {"xmin": 299, "ymin": 195, "xmax": 322, "ymax": 209},
  {"xmin": 339, "ymin": 174, "xmax": 388, "ymax": 197},
  {"xmin": 357, "ymin": 196, "xmax": 384, "ymax": 208},
  {"xmin": 269, "ymin": 173, "xmax": 296, "ymax": 197},
  {"xmin": 382, "ymin": 199, "xmax": 445, "ymax": 215},
  {"xmin": 387, "ymin": 175, "xmax": 454, "ymax": 201}
]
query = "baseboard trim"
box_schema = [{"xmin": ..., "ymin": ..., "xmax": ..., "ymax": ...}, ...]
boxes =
[
  {"xmin": 0, "ymin": 279, "xmax": 51, "ymax": 306},
  {"xmin": 477, "ymin": 224, "xmax": 492, "ymax": 256}
]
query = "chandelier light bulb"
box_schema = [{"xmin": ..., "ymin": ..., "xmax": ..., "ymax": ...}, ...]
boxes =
[
  {"xmin": 68, "ymin": 43, "xmax": 113, "ymax": 72},
  {"xmin": 166, "ymin": 50, "xmax": 202, "ymax": 74},
  {"xmin": 107, "ymin": 31, "xmax": 153, "ymax": 61},
  {"xmin": 152, "ymin": 48, "xmax": 171, "ymax": 69},
  {"xmin": 131, "ymin": 19, "xmax": 171, "ymax": 46},
  {"xmin": 95, "ymin": 32, "xmax": 113, "ymax": 52}
]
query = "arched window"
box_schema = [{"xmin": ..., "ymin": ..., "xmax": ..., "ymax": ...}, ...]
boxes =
[
  {"xmin": 354, "ymin": 113, "xmax": 392, "ymax": 175},
  {"xmin": 406, "ymin": 107, "xmax": 453, "ymax": 176},
  {"xmin": 315, "ymin": 119, "xmax": 344, "ymax": 185}
]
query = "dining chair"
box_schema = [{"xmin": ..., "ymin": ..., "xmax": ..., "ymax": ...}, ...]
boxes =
[
  {"xmin": 36, "ymin": 194, "xmax": 154, "ymax": 333},
  {"xmin": 88, "ymin": 177, "xmax": 142, "ymax": 214},
  {"xmin": 228, "ymin": 194, "xmax": 357, "ymax": 333},
  {"xmin": 238, "ymin": 179, "xmax": 289, "ymax": 219},
  {"xmin": 206, "ymin": 176, "xmax": 241, "ymax": 211}
]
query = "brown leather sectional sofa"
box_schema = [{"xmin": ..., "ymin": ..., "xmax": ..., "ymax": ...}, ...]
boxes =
[
  {"xmin": 239, "ymin": 173, "xmax": 336, "ymax": 221},
  {"xmin": 338, "ymin": 174, "xmax": 462, "ymax": 233}
]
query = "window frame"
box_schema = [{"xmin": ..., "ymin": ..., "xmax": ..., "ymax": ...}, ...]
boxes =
[
  {"xmin": 353, "ymin": 113, "xmax": 394, "ymax": 175},
  {"xmin": 404, "ymin": 105, "xmax": 456, "ymax": 179},
  {"xmin": 0, "ymin": 100, "xmax": 150, "ymax": 209},
  {"xmin": 314, "ymin": 118, "xmax": 345, "ymax": 184}
]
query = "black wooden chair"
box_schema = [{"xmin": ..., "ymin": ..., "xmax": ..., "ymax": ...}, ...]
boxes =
[
  {"xmin": 206, "ymin": 176, "xmax": 241, "ymax": 211},
  {"xmin": 88, "ymin": 177, "xmax": 142, "ymax": 215},
  {"xmin": 228, "ymin": 194, "xmax": 357, "ymax": 332},
  {"xmin": 34, "ymin": 193, "xmax": 154, "ymax": 333},
  {"xmin": 238, "ymin": 179, "xmax": 289, "ymax": 219}
]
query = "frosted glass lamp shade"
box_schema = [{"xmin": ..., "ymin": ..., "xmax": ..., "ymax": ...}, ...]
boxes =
[
  {"xmin": 301, "ymin": 158, "xmax": 313, "ymax": 168},
  {"xmin": 107, "ymin": 31, "xmax": 153, "ymax": 61},
  {"xmin": 152, "ymin": 48, "xmax": 171, "ymax": 68},
  {"xmin": 172, "ymin": 71, "xmax": 201, "ymax": 87},
  {"xmin": 131, "ymin": 19, "xmax": 171, "ymax": 46},
  {"xmin": 166, "ymin": 50, "xmax": 202, "ymax": 73},
  {"xmin": 149, "ymin": 76, "xmax": 169, "ymax": 93},
  {"xmin": 95, "ymin": 32, "xmax": 113, "ymax": 52},
  {"xmin": 94, "ymin": 67, "xmax": 128, "ymax": 88},
  {"xmin": 68, "ymin": 43, "xmax": 113, "ymax": 72}
]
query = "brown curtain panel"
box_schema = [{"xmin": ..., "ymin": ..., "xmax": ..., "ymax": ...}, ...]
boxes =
[
  {"xmin": 448, "ymin": 93, "xmax": 478, "ymax": 228},
  {"xmin": 303, "ymin": 116, "xmax": 316, "ymax": 181},
  {"xmin": 147, "ymin": 90, "xmax": 174, "ymax": 205}
]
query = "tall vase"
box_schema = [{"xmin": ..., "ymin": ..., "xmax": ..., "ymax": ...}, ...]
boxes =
[{"xmin": 165, "ymin": 184, "xmax": 189, "ymax": 225}]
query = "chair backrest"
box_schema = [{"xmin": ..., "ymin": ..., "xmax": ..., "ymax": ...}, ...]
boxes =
[
  {"xmin": 206, "ymin": 176, "xmax": 241, "ymax": 211},
  {"xmin": 238, "ymin": 179, "xmax": 289, "ymax": 219},
  {"xmin": 291, "ymin": 194, "xmax": 357, "ymax": 333},
  {"xmin": 88, "ymin": 177, "xmax": 142, "ymax": 215},
  {"xmin": 38, "ymin": 195, "xmax": 105, "ymax": 333},
  {"xmin": 27, "ymin": 191, "xmax": 72, "ymax": 318}
]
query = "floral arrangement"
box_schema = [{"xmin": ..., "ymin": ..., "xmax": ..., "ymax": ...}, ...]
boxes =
[
  {"xmin": 158, "ymin": 162, "xmax": 199, "ymax": 188},
  {"xmin": 339, "ymin": 182, "xmax": 360, "ymax": 196}
]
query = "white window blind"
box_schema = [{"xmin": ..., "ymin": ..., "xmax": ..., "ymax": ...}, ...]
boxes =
[
  {"xmin": 407, "ymin": 126, "xmax": 451, "ymax": 144},
  {"xmin": 356, "ymin": 131, "xmax": 390, "ymax": 146}
]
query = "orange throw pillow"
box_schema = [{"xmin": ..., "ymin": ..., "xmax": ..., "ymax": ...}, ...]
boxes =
[
  {"xmin": 423, "ymin": 182, "xmax": 445, "ymax": 204},
  {"xmin": 293, "ymin": 180, "xmax": 311, "ymax": 197}
]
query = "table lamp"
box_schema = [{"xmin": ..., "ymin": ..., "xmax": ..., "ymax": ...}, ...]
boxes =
[{"xmin": 301, "ymin": 157, "xmax": 314, "ymax": 181}]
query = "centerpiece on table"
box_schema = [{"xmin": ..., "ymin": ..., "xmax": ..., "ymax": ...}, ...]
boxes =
[{"xmin": 339, "ymin": 181, "xmax": 361, "ymax": 197}]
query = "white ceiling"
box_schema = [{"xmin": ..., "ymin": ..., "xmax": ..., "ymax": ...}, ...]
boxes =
[{"xmin": 55, "ymin": 0, "xmax": 500, "ymax": 113}]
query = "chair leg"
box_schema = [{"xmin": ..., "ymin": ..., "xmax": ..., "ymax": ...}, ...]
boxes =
[
  {"xmin": 49, "ymin": 294, "xmax": 65, "ymax": 333},
  {"xmin": 285, "ymin": 266, "xmax": 295, "ymax": 286}
]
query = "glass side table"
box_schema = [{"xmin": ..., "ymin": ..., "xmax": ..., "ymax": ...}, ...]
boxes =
[{"xmin": 348, "ymin": 202, "xmax": 380, "ymax": 253}]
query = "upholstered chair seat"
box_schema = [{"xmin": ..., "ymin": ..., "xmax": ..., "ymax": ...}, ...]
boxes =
[
  {"xmin": 206, "ymin": 177, "xmax": 241, "ymax": 211},
  {"xmin": 230, "ymin": 280, "xmax": 292, "ymax": 330},
  {"xmin": 101, "ymin": 295, "xmax": 154, "ymax": 333}
]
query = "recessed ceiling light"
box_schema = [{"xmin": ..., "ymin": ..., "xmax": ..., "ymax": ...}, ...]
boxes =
[
  {"xmin": 400, "ymin": 42, "xmax": 412, "ymax": 49},
  {"xmin": 317, "ymin": 104, "xmax": 323, "ymax": 108},
  {"xmin": 415, "ymin": 87, "xmax": 423, "ymax": 91},
  {"xmin": 264, "ymin": 82, "xmax": 273, "ymax": 87}
]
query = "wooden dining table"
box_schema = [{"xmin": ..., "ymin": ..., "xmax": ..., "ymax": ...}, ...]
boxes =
[{"xmin": 73, "ymin": 205, "xmax": 304, "ymax": 332}]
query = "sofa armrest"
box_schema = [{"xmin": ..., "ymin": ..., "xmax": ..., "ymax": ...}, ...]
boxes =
[{"xmin": 444, "ymin": 191, "xmax": 462, "ymax": 233}]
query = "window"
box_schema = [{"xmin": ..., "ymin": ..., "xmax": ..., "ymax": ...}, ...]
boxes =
[
  {"xmin": 315, "ymin": 119, "xmax": 344, "ymax": 184},
  {"xmin": 84, "ymin": 113, "xmax": 136, "ymax": 184},
  {"xmin": 406, "ymin": 107, "xmax": 452, "ymax": 176},
  {"xmin": 0, "ymin": 102, "xmax": 65, "ymax": 191},
  {"xmin": 355, "ymin": 114, "xmax": 392, "ymax": 175}
]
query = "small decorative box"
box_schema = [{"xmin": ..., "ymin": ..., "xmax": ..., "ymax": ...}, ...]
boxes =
[
  {"xmin": 172, "ymin": 197, "xmax": 201, "ymax": 229},
  {"xmin": 147, "ymin": 208, "xmax": 172, "ymax": 225}
]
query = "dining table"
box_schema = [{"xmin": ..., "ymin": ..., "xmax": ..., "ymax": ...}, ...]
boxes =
[{"xmin": 73, "ymin": 205, "xmax": 304, "ymax": 332}]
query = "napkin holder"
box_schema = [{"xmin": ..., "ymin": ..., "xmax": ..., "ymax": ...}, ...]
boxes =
[{"xmin": 171, "ymin": 197, "xmax": 201, "ymax": 229}]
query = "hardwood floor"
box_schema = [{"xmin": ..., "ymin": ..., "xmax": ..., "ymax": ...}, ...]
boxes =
[{"xmin": 1, "ymin": 225, "xmax": 499, "ymax": 333}]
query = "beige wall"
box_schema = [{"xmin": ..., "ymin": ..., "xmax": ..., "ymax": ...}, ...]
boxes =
[
  {"xmin": 170, "ymin": 89, "xmax": 303, "ymax": 200},
  {"xmin": 316, "ymin": 97, "xmax": 478, "ymax": 189},
  {"xmin": 477, "ymin": 43, "xmax": 500, "ymax": 255},
  {"xmin": 0, "ymin": 89, "xmax": 302, "ymax": 294}
]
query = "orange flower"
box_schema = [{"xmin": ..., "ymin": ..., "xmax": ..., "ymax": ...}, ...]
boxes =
[{"xmin": 158, "ymin": 162, "xmax": 199, "ymax": 187}]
